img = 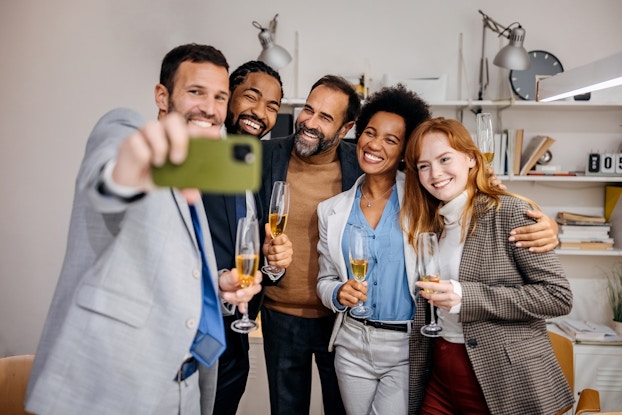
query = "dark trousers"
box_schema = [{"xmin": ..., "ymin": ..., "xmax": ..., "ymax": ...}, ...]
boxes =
[
  {"xmin": 421, "ymin": 337, "xmax": 491, "ymax": 415},
  {"xmin": 261, "ymin": 307, "xmax": 345, "ymax": 415},
  {"xmin": 213, "ymin": 314, "xmax": 250, "ymax": 415}
]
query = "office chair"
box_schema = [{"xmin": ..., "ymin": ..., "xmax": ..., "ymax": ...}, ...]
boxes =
[
  {"xmin": 549, "ymin": 331, "xmax": 601, "ymax": 415},
  {"xmin": 0, "ymin": 354, "xmax": 35, "ymax": 415}
]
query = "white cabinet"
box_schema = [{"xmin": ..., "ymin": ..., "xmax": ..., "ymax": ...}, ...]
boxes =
[{"xmin": 574, "ymin": 343, "xmax": 622, "ymax": 411}]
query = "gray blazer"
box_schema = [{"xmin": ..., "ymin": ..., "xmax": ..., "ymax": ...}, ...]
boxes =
[
  {"xmin": 26, "ymin": 108, "xmax": 220, "ymax": 414},
  {"xmin": 408, "ymin": 194, "xmax": 574, "ymax": 414},
  {"xmin": 317, "ymin": 171, "xmax": 417, "ymax": 351}
]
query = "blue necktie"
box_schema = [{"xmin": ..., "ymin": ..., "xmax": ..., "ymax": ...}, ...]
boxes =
[
  {"xmin": 235, "ymin": 194, "xmax": 247, "ymax": 221},
  {"xmin": 188, "ymin": 205, "xmax": 226, "ymax": 368}
]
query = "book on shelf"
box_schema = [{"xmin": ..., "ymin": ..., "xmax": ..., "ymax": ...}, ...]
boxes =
[
  {"xmin": 556, "ymin": 211, "xmax": 607, "ymax": 225},
  {"xmin": 606, "ymin": 185, "xmax": 622, "ymax": 252},
  {"xmin": 494, "ymin": 132, "xmax": 508, "ymax": 175},
  {"xmin": 554, "ymin": 319, "xmax": 622, "ymax": 342},
  {"xmin": 558, "ymin": 239, "xmax": 614, "ymax": 250},
  {"xmin": 558, "ymin": 223, "xmax": 611, "ymax": 240},
  {"xmin": 512, "ymin": 129, "xmax": 523, "ymax": 175},
  {"xmin": 504, "ymin": 129, "xmax": 523, "ymax": 176},
  {"xmin": 519, "ymin": 135, "xmax": 555, "ymax": 175}
]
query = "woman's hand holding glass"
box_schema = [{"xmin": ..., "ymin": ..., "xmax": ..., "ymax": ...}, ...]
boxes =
[
  {"xmin": 337, "ymin": 279, "xmax": 369, "ymax": 309},
  {"xmin": 415, "ymin": 280, "xmax": 461, "ymax": 312}
]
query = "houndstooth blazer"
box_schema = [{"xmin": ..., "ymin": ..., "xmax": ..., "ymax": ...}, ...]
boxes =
[{"xmin": 408, "ymin": 194, "xmax": 574, "ymax": 415}]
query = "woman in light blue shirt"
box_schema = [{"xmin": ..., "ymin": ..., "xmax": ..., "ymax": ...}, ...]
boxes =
[{"xmin": 316, "ymin": 85, "xmax": 431, "ymax": 414}]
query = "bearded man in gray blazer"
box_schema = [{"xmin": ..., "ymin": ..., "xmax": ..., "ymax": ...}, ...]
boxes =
[{"xmin": 25, "ymin": 44, "xmax": 263, "ymax": 415}]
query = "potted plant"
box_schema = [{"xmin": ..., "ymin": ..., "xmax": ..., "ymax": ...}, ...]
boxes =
[{"xmin": 606, "ymin": 263, "xmax": 622, "ymax": 335}]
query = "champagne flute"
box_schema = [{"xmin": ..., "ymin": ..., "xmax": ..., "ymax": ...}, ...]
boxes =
[
  {"xmin": 231, "ymin": 216, "xmax": 260, "ymax": 334},
  {"xmin": 476, "ymin": 112, "xmax": 494, "ymax": 167},
  {"xmin": 417, "ymin": 232, "xmax": 442, "ymax": 337},
  {"xmin": 261, "ymin": 181, "xmax": 290, "ymax": 274},
  {"xmin": 348, "ymin": 225, "xmax": 373, "ymax": 319}
]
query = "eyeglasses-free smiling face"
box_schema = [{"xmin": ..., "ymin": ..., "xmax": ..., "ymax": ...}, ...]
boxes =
[
  {"xmin": 294, "ymin": 85, "xmax": 350, "ymax": 157},
  {"xmin": 155, "ymin": 60, "xmax": 229, "ymax": 136},
  {"xmin": 416, "ymin": 131, "xmax": 476, "ymax": 203},
  {"xmin": 227, "ymin": 71, "xmax": 282, "ymax": 138},
  {"xmin": 357, "ymin": 111, "xmax": 406, "ymax": 178}
]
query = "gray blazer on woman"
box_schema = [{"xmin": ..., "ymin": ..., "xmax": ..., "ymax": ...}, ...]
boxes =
[
  {"xmin": 26, "ymin": 108, "xmax": 221, "ymax": 414},
  {"xmin": 408, "ymin": 194, "xmax": 574, "ymax": 414},
  {"xmin": 317, "ymin": 171, "xmax": 418, "ymax": 351}
]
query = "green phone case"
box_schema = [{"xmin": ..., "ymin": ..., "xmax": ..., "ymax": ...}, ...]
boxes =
[{"xmin": 152, "ymin": 135, "xmax": 261, "ymax": 193}]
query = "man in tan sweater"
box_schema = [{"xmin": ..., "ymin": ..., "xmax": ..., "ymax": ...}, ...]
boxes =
[{"xmin": 259, "ymin": 75, "xmax": 362, "ymax": 415}]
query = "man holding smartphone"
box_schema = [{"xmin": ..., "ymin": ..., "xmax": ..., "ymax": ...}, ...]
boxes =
[
  {"xmin": 25, "ymin": 44, "xmax": 264, "ymax": 415},
  {"xmin": 200, "ymin": 60, "xmax": 293, "ymax": 415}
]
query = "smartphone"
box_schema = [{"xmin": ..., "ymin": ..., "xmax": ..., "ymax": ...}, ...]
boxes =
[{"xmin": 152, "ymin": 135, "xmax": 261, "ymax": 193}]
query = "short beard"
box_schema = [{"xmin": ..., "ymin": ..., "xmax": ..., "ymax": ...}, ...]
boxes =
[
  {"xmin": 225, "ymin": 113, "xmax": 266, "ymax": 138},
  {"xmin": 293, "ymin": 122, "xmax": 341, "ymax": 157}
]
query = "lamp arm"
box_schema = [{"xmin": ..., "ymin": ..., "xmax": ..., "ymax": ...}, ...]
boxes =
[{"xmin": 478, "ymin": 10, "xmax": 519, "ymax": 40}]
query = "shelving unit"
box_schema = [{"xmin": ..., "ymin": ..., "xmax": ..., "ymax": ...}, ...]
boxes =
[
  {"xmin": 276, "ymin": 97, "xmax": 622, "ymax": 411},
  {"xmin": 460, "ymin": 100, "xmax": 622, "ymax": 412}
]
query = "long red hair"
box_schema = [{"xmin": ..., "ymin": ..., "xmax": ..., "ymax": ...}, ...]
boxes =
[{"xmin": 400, "ymin": 117, "xmax": 536, "ymax": 248}]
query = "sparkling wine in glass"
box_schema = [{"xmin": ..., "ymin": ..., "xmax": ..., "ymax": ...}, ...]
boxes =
[
  {"xmin": 348, "ymin": 225, "xmax": 373, "ymax": 319},
  {"xmin": 261, "ymin": 181, "xmax": 290, "ymax": 275},
  {"xmin": 417, "ymin": 232, "xmax": 443, "ymax": 337},
  {"xmin": 476, "ymin": 112, "xmax": 495, "ymax": 167},
  {"xmin": 231, "ymin": 216, "xmax": 260, "ymax": 334}
]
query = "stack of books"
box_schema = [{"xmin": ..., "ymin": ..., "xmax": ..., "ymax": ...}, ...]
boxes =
[{"xmin": 556, "ymin": 211, "xmax": 614, "ymax": 250}]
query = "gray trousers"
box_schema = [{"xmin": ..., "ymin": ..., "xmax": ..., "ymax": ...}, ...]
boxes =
[{"xmin": 333, "ymin": 316, "xmax": 410, "ymax": 415}]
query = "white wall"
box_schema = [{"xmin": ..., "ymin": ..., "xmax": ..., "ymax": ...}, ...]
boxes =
[{"xmin": 1, "ymin": 0, "xmax": 621, "ymax": 356}]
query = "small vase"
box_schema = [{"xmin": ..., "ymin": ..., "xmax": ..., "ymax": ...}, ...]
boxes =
[{"xmin": 613, "ymin": 320, "xmax": 622, "ymax": 337}]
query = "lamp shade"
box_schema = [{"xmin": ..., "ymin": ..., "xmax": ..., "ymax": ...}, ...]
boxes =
[
  {"xmin": 257, "ymin": 28, "xmax": 292, "ymax": 70},
  {"xmin": 493, "ymin": 26, "xmax": 530, "ymax": 70}
]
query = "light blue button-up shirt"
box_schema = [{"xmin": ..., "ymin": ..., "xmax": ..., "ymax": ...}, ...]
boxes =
[{"xmin": 333, "ymin": 184, "xmax": 414, "ymax": 321}]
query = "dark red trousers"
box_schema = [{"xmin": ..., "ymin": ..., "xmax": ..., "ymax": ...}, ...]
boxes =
[{"xmin": 420, "ymin": 337, "xmax": 491, "ymax": 415}]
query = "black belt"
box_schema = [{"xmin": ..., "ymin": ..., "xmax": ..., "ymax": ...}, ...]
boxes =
[
  {"xmin": 349, "ymin": 316, "xmax": 408, "ymax": 332},
  {"xmin": 174, "ymin": 356, "xmax": 198, "ymax": 382}
]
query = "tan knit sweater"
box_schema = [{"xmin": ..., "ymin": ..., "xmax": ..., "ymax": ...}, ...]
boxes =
[{"xmin": 263, "ymin": 146, "xmax": 343, "ymax": 318}]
